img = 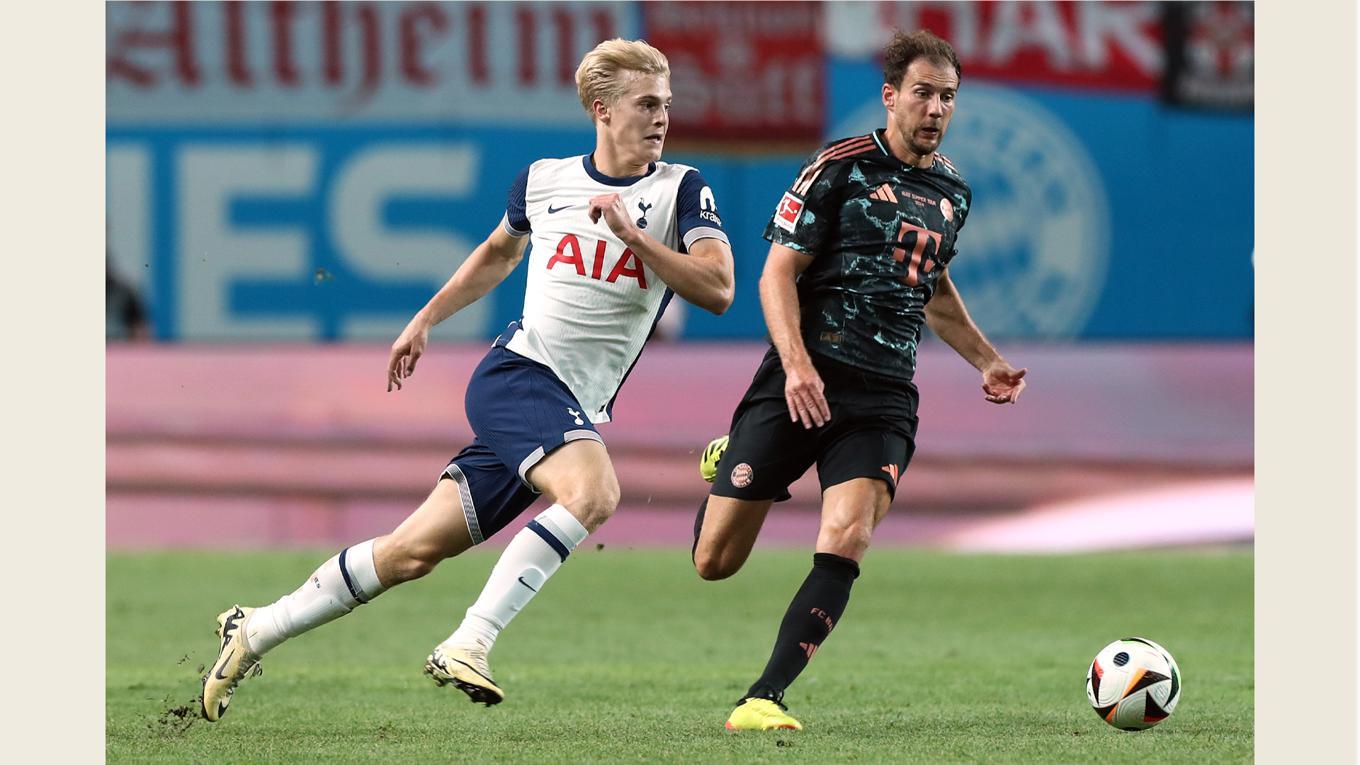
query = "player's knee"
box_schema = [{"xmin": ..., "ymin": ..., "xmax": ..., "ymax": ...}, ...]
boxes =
[
  {"xmin": 558, "ymin": 484, "xmax": 619, "ymax": 532},
  {"xmin": 577, "ymin": 492, "xmax": 619, "ymax": 532},
  {"xmin": 818, "ymin": 517, "xmax": 873, "ymax": 559}
]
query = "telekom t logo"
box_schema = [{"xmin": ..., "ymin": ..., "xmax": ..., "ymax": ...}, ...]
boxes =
[{"xmin": 891, "ymin": 221, "xmax": 942, "ymax": 287}]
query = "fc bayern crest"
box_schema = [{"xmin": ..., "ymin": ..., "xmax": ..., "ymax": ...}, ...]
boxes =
[{"xmin": 833, "ymin": 84, "xmax": 1110, "ymax": 338}]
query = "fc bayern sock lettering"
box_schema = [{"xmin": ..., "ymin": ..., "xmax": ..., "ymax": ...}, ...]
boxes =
[
  {"xmin": 746, "ymin": 552, "xmax": 860, "ymax": 702},
  {"xmin": 246, "ymin": 538, "xmax": 389, "ymax": 655},
  {"xmin": 448, "ymin": 504, "xmax": 588, "ymax": 648}
]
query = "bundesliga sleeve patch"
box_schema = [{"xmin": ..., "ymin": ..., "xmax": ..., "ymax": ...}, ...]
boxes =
[{"xmin": 773, "ymin": 191, "xmax": 805, "ymax": 233}]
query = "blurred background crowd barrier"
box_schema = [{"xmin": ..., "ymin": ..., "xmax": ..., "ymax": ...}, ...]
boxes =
[{"xmin": 106, "ymin": 1, "xmax": 1253, "ymax": 551}]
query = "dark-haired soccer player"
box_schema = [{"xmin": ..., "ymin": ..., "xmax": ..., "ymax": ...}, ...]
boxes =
[{"xmin": 694, "ymin": 30, "xmax": 1027, "ymax": 731}]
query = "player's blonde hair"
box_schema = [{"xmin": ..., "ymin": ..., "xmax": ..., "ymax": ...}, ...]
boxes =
[{"xmin": 576, "ymin": 39, "xmax": 670, "ymax": 120}]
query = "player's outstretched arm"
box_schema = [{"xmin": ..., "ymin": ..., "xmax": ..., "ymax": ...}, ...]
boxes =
[
  {"xmin": 387, "ymin": 226, "xmax": 530, "ymax": 391},
  {"xmin": 760, "ymin": 243, "xmax": 831, "ymax": 429},
  {"xmin": 587, "ymin": 193, "xmax": 734, "ymax": 314},
  {"xmin": 924, "ymin": 268, "xmax": 1027, "ymax": 404}
]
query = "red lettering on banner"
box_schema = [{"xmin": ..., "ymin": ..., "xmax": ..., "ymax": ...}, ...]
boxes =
[
  {"xmin": 322, "ymin": 2, "xmax": 344, "ymax": 85},
  {"xmin": 400, "ymin": 4, "xmax": 450, "ymax": 86},
  {"xmin": 272, "ymin": 2, "xmax": 301, "ymax": 86},
  {"xmin": 107, "ymin": 2, "xmax": 201, "ymax": 88},
  {"xmin": 590, "ymin": 10, "xmax": 614, "ymax": 53},
  {"xmin": 356, "ymin": 4, "xmax": 382, "ymax": 103},
  {"xmin": 516, "ymin": 7, "xmax": 536, "ymax": 86},
  {"xmin": 548, "ymin": 235, "xmax": 587, "ymax": 276},
  {"xmin": 225, "ymin": 2, "xmax": 251, "ymax": 86},
  {"xmin": 553, "ymin": 9, "xmax": 575, "ymax": 86},
  {"xmin": 606, "ymin": 249, "xmax": 648, "ymax": 289},
  {"xmin": 467, "ymin": 4, "xmax": 489, "ymax": 85},
  {"xmin": 107, "ymin": 2, "xmax": 628, "ymax": 102}
]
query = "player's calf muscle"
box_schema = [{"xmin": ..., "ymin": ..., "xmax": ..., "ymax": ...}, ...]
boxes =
[
  {"xmin": 693, "ymin": 546, "xmax": 746, "ymax": 581},
  {"xmin": 373, "ymin": 535, "xmax": 447, "ymax": 584},
  {"xmin": 693, "ymin": 523, "xmax": 760, "ymax": 580}
]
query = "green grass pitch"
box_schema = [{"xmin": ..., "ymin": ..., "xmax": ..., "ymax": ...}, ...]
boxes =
[{"xmin": 108, "ymin": 547, "xmax": 1252, "ymax": 763}]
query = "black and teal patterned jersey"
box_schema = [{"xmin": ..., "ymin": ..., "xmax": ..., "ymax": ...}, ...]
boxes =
[{"xmin": 763, "ymin": 129, "xmax": 972, "ymax": 382}]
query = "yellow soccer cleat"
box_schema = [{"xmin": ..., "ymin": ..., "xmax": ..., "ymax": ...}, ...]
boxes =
[
  {"xmin": 699, "ymin": 435, "xmax": 729, "ymax": 483},
  {"xmin": 425, "ymin": 641, "xmax": 505, "ymax": 706},
  {"xmin": 725, "ymin": 697, "xmax": 803, "ymax": 731},
  {"xmin": 201, "ymin": 605, "xmax": 263, "ymax": 722}
]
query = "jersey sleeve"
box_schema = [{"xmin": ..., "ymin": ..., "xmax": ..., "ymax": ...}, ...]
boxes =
[
  {"xmin": 944, "ymin": 185, "xmax": 973, "ymax": 261},
  {"xmin": 763, "ymin": 150, "xmax": 844, "ymax": 255},
  {"xmin": 501, "ymin": 165, "xmax": 532, "ymax": 238},
  {"xmin": 954, "ymin": 186, "xmax": 972, "ymax": 233},
  {"xmin": 675, "ymin": 169, "xmax": 730, "ymax": 252}
]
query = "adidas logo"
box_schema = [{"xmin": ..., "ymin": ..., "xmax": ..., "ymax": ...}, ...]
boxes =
[
  {"xmin": 881, "ymin": 464, "xmax": 900, "ymax": 484},
  {"xmin": 868, "ymin": 183, "xmax": 898, "ymax": 204}
]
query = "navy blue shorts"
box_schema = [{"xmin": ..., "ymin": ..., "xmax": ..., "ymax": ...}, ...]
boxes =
[{"xmin": 440, "ymin": 341, "xmax": 603, "ymax": 544}]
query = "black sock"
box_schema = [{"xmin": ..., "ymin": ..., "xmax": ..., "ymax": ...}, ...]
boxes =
[
  {"xmin": 691, "ymin": 497, "xmax": 708, "ymax": 563},
  {"xmin": 745, "ymin": 552, "xmax": 860, "ymax": 704}
]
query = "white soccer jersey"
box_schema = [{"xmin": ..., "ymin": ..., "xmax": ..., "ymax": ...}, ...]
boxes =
[{"xmin": 498, "ymin": 154, "xmax": 729, "ymax": 424}]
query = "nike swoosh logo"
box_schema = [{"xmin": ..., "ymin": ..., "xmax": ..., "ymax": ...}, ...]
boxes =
[
  {"xmin": 451, "ymin": 657, "xmax": 497, "ymax": 685},
  {"xmin": 517, "ymin": 576, "xmax": 539, "ymax": 592},
  {"xmin": 219, "ymin": 609, "xmax": 242, "ymax": 650},
  {"xmin": 214, "ymin": 649, "xmax": 235, "ymax": 680},
  {"xmin": 547, "ymin": 204, "xmax": 574, "ymax": 214}
]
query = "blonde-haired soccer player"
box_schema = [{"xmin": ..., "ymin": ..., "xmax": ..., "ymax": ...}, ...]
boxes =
[{"xmin": 201, "ymin": 39, "xmax": 735, "ymax": 721}]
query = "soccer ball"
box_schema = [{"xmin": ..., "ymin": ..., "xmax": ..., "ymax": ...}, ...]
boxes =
[{"xmin": 1085, "ymin": 637, "xmax": 1181, "ymax": 731}]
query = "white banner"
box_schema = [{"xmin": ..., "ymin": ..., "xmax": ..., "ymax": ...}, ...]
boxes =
[{"xmin": 107, "ymin": 1, "xmax": 638, "ymax": 125}]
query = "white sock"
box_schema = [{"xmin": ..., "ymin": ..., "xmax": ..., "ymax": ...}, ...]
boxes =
[
  {"xmin": 246, "ymin": 538, "xmax": 389, "ymax": 655},
  {"xmin": 446, "ymin": 504, "xmax": 589, "ymax": 649}
]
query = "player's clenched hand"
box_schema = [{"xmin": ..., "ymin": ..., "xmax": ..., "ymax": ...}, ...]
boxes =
[
  {"xmin": 387, "ymin": 318, "xmax": 430, "ymax": 392},
  {"xmin": 588, "ymin": 193, "xmax": 640, "ymax": 243},
  {"xmin": 981, "ymin": 361, "xmax": 1027, "ymax": 404},
  {"xmin": 784, "ymin": 359, "xmax": 831, "ymax": 429}
]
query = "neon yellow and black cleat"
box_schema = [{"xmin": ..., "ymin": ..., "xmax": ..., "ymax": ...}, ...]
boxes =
[
  {"xmin": 699, "ymin": 435, "xmax": 729, "ymax": 483},
  {"xmin": 725, "ymin": 697, "xmax": 804, "ymax": 731},
  {"xmin": 201, "ymin": 605, "xmax": 263, "ymax": 722},
  {"xmin": 425, "ymin": 641, "xmax": 505, "ymax": 706}
]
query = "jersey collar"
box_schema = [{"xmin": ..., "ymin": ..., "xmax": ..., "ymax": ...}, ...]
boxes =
[
  {"xmin": 583, "ymin": 154, "xmax": 657, "ymax": 186},
  {"xmin": 872, "ymin": 128, "xmax": 937, "ymax": 171}
]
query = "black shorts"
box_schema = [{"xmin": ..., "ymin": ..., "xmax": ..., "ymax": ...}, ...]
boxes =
[{"xmin": 710, "ymin": 347, "xmax": 919, "ymax": 502}]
